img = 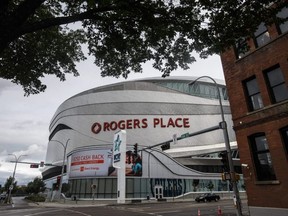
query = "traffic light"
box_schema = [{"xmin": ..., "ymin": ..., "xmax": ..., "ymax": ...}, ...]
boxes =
[
  {"xmin": 161, "ymin": 142, "xmax": 170, "ymax": 151},
  {"xmin": 56, "ymin": 176, "xmax": 61, "ymax": 186},
  {"xmin": 219, "ymin": 151, "xmax": 229, "ymax": 172},
  {"xmin": 30, "ymin": 164, "xmax": 39, "ymax": 168},
  {"xmin": 133, "ymin": 143, "xmax": 138, "ymax": 156},
  {"xmin": 221, "ymin": 172, "xmax": 231, "ymax": 181},
  {"xmin": 40, "ymin": 161, "xmax": 44, "ymax": 167}
]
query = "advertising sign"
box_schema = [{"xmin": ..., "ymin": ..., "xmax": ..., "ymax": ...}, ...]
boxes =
[
  {"xmin": 113, "ymin": 130, "xmax": 126, "ymax": 169},
  {"xmin": 68, "ymin": 148, "xmax": 143, "ymax": 177},
  {"xmin": 113, "ymin": 130, "xmax": 127, "ymax": 204},
  {"xmin": 69, "ymin": 149, "xmax": 112, "ymax": 177}
]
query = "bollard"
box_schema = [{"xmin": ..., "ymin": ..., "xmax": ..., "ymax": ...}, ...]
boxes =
[
  {"xmin": 217, "ymin": 206, "xmax": 222, "ymax": 216},
  {"xmin": 72, "ymin": 195, "xmax": 78, "ymax": 204}
]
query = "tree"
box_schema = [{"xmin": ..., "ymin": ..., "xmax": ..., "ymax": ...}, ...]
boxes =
[
  {"xmin": 0, "ymin": 0, "xmax": 286, "ymax": 95},
  {"xmin": 192, "ymin": 179, "xmax": 199, "ymax": 192},
  {"xmin": 26, "ymin": 177, "xmax": 46, "ymax": 194},
  {"xmin": 4, "ymin": 176, "xmax": 17, "ymax": 194},
  {"xmin": 206, "ymin": 180, "xmax": 214, "ymax": 192}
]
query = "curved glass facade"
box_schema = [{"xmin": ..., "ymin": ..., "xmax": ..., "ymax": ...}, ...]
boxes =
[
  {"xmin": 151, "ymin": 80, "xmax": 229, "ymax": 100},
  {"xmin": 67, "ymin": 177, "xmax": 236, "ymax": 199}
]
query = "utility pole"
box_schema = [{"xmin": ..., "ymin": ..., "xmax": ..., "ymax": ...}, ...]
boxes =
[
  {"xmin": 50, "ymin": 139, "xmax": 70, "ymax": 200},
  {"xmin": 189, "ymin": 76, "xmax": 242, "ymax": 216},
  {"xmin": 7, "ymin": 154, "xmax": 27, "ymax": 204}
]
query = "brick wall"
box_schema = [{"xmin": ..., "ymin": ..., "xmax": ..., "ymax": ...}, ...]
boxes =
[{"xmin": 220, "ymin": 22, "xmax": 288, "ymax": 209}]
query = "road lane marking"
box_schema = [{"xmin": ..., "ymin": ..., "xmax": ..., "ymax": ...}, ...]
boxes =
[
  {"xmin": 24, "ymin": 208, "xmax": 92, "ymax": 216},
  {"xmin": 24, "ymin": 209, "xmax": 63, "ymax": 216},
  {"xmin": 65, "ymin": 208, "xmax": 92, "ymax": 216}
]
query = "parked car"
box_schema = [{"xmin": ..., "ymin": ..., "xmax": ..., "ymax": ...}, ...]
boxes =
[
  {"xmin": 0, "ymin": 192, "xmax": 7, "ymax": 201},
  {"xmin": 195, "ymin": 193, "xmax": 220, "ymax": 202}
]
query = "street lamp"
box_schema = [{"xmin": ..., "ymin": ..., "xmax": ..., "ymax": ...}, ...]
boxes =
[
  {"xmin": 51, "ymin": 139, "xmax": 70, "ymax": 200},
  {"xmin": 189, "ymin": 76, "xmax": 242, "ymax": 216},
  {"xmin": 7, "ymin": 154, "xmax": 27, "ymax": 204}
]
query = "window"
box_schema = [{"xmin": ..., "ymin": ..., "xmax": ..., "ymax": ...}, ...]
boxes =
[
  {"xmin": 264, "ymin": 66, "xmax": 288, "ymax": 103},
  {"xmin": 243, "ymin": 77, "xmax": 264, "ymax": 111},
  {"xmin": 276, "ymin": 6, "xmax": 288, "ymax": 34},
  {"xmin": 254, "ymin": 22, "xmax": 270, "ymax": 47},
  {"xmin": 249, "ymin": 133, "xmax": 276, "ymax": 181},
  {"xmin": 280, "ymin": 126, "xmax": 288, "ymax": 155}
]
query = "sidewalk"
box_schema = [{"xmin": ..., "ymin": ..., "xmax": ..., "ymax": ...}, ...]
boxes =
[
  {"xmin": 29, "ymin": 197, "xmax": 178, "ymax": 208},
  {"xmin": 1, "ymin": 196, "xmax": 250, "ymax": 216},
  {"xmin": 31, "ymin": 196, "xmax": 244, "ymax": 207},
  {"xmin": 29, "ymin": 199, "xmax": 118, "ymax": 208},
  {"xmin": 27, "ymin": 197, "xmax": 250, "ymax": 216}
]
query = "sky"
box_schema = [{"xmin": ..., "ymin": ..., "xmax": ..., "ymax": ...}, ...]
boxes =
[{"xmin": 0, "ymin": 53, "xmax": 224, "ymax": 187}]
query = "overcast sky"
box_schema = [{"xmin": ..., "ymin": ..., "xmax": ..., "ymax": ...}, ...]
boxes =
[{"xmin": 0, "ymin": 53, "xmax": 224, "ymax": 187}]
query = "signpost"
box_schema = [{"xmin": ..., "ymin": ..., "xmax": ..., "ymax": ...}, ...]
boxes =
[{"xmin": 113, "ymin": 130, "xmax": 126, "ymax": 204}]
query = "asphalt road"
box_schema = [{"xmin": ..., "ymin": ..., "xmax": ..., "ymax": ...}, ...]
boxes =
[{"xmin": 0, "ymin": 197, "xmax": 249, "ymax": 216}]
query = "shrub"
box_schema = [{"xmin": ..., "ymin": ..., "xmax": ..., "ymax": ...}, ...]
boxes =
[{"xmin": 25, "ymin": 194, "xmax": 46, "ymax": 202}]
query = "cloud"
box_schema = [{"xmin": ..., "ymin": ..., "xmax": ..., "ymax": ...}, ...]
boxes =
[
  {"xmin": 0, "ymin": 79, "xmax": 15, "ymax": 95},
  {"xmin": 0, "ymin": 144, "xmax": 45, "ymax": 186}
]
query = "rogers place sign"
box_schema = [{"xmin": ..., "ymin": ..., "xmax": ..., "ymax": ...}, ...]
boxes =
[{"xmin": 91, "ymin": 117, "xmax": 190, "ymax": 134}]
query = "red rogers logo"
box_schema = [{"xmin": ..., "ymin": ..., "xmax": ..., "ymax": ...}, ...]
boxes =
[{"xmin": 91, "ymin": 117, "xmax": 190, "ymax": 134}]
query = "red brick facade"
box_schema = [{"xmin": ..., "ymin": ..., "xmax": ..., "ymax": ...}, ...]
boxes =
[{"xmin": 220, "ymin": 15, "xmax": 288, "ymax": 210}]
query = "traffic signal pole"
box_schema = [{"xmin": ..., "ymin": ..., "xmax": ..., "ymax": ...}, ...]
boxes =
[
  {"xmin": 190, "ymin": 76, "xmax": 242, "ymax": 216},
  {"xmin": 50, "ymin": 139, "xmax": 71, "ymax": 200},
  {"xmin": 141, "ymin": 76, "xmax": 243, "ymax": 216},
  {"xmin": 7, "ymin": 154, "xmax": 27, "ymax": 204}
]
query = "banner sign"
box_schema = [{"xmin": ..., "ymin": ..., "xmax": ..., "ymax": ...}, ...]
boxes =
[
  {"xmin": 69, "ymin": 149, "xmax": 112, "ymax": 177},
  {"xmin": 113, "ymin": 130, "xmax": 126, "ymax": 169}
]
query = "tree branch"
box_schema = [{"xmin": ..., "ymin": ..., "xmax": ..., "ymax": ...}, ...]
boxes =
[
  {"xmin": 18, "ymin": 5, "xmax": 117, "ymax": 35},
  {"xmin": 9, "ymin": 0, "xmax": 45, "ymax": 27},
  {"xmin": 0, "ymin": 0, "xmax": 10, "ymax": 17}
]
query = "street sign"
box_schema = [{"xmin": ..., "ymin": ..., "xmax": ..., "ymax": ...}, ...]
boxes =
[{"xmin": 181, "ymin": 132, "xmax": 189, "ymax": 139}]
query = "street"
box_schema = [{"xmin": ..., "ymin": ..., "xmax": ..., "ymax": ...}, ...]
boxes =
[{"xmin": 0, "ymin": 197, "xmax": 249, "ymax": 216}]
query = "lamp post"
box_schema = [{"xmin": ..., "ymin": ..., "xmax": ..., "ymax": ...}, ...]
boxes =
[
  {"xmin": 51, "ymin": 139, "xmax": 70, "ymax": 199},
  {"xmin": 189, "ymin": 76, "xmax": 242, "ymax": 216},
  {"xmin": 7, "ymin": 154, "xmax": 27, "ymax": 204}
]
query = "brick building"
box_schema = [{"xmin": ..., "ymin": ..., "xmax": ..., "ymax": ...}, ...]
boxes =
[{"xmin": 220, "ymin": 5, "xmax": 288, "ymax": 216}]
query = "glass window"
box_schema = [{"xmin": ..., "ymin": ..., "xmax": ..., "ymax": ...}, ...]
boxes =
[
  {"xmin": 249, "ymin": 133, "xmax": 276, "ymax": 181},
  {"xmin": 280, "ymin": 126, "xmax": 288, "ymax": 155},
  {"xmin": 97, "ymin": 179, "xmax": 106, "ymax": 198},
  {"xmin": 126, "ymin": 178, "xmax": 134, "ymax": 198},
  {"xmin": 103, "ymin": 178, "xmax": 112, "ymax": 198},
  {"xmin": 265, "ymin": 66, "xmax": 288, "ymax": 103},
  {"xmin": 244, "ymin": 77, "xmax": 264, "ymax": 111},
  {"xmin": 277, "ymin": 6, "xmax": 288, "ymax": 34},
  {"xmin": 254, "ymin": 22, "xmax": 270, "ymax": 47}
]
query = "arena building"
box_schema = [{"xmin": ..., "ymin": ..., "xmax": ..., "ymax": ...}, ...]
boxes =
[{"xmin": 42, "ymin": 76, "xmax": 242, "ymax": 200}]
